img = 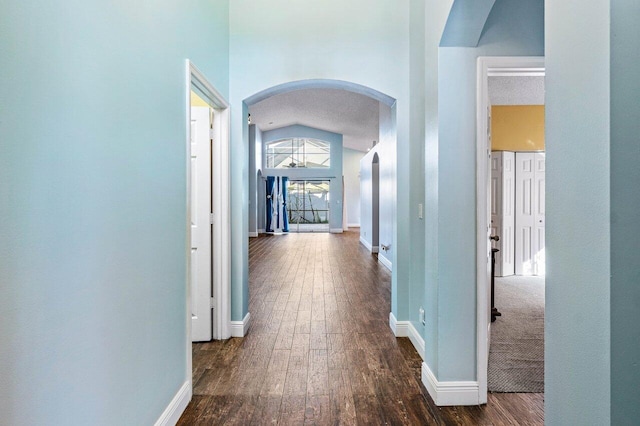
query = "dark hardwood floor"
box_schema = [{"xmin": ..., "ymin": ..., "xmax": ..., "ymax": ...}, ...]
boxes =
[{"xmin": 179, "ymin": 230, "xmax": 543, "ymax": 425}]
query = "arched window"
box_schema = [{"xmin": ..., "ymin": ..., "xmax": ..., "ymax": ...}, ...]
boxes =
[{"xmin": 265, "ymin": 138, "xmax": 330, "ymax": 169}]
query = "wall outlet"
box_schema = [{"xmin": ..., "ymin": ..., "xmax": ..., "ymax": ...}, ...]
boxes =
[{"xmin": 419, "ymin": 307, "xmax": 426, "ymax": 326}]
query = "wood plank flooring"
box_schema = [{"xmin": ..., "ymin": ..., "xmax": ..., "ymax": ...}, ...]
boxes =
[{"xmin": 179, "ymin": 230, "xmax": 543, "ymax": 425}]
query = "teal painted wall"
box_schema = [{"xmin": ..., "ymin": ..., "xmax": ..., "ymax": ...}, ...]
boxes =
[
  {"xmin": 423, "ymin": 0, "xmax": 455, "ymax": 374},
  {"xmin": 545, "ymin": 0, "xmax": 611, "ymax": 424},
  {"xmin": 0, "ymin": 1, "xmax": 229, "ymax": 424},
  {"xmin": 610, "ymin": 0, "xmax": 640, "ymax": 423},
  {"xmin": 408, "ymin": 0, "xmax": 427, "ymax": 338},
  {"xmin": 433, "ymin": 0, "xmax": 544, "ymax": 381},
  {"xmin": 229, "ymin": 0, "xmax": 413, "ymax": 322}
]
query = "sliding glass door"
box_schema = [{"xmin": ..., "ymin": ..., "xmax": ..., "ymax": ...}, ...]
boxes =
[{"xmin": 286, "ymin": 180, "xmax": 330, "ymax": 232}]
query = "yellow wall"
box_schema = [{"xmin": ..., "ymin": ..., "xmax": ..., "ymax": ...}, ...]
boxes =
[
  {"xmin": 491, "ymin": 105, "xmax": 545, "ymax": 151},
  {"xmin": 190, "ymin": 90, "xmax": 210, "ymax": 107}
]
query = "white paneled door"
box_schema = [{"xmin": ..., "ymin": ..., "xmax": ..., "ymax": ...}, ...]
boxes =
[
  {"xmin": 491, "ymin": 151, "xmax": 515, "ymax": 276},
  {"xmin": 515, "ymin": 152, "xmax": 545, "ymax": 276},
  {"xmin": 191, "ymin": 106, "xmax": 213, "ymax": 341}
]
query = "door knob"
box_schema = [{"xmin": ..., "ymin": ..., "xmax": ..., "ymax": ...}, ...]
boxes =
[{"xmin": 490, "ymin": 235, "xmax": 500, "ymax": 242}]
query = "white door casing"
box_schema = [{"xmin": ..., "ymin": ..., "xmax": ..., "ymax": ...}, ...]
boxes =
[
  {"xmin": 476, "ymin": 56, "xmax": 545, "ymax": 405},
  {"xmin": 185, "ymin": 60, "xmax": 232, "ymax": 393},
  {"xmin": 190, "ymin": 106, "xmax": 213, "ymax": 342}
]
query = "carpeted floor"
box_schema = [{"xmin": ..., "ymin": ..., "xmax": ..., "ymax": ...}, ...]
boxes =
[{"xmin": 488, "ymin": 275, "xmax": 545, "ymax": 393}]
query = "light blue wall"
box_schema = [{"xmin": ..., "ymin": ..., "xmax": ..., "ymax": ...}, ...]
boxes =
[
  {"xmin": 407, "ymin": 0, "xmax": 427, "ymax": 337},
  {"xmin": 359, "ymin": 104, "xmax": 396, "ymax": 275},
  {"xmin": 423, "ymin": 0, "xmax": 455, "ymax": 372},
  {"xmin": 230, "ymin": 0, "xmax": 412, "ymax": 322},
  {"xmin": 545, "ymin": 0, "xmax": 611, "ymax": 424},
  {"xmin": 611, "ymin": 1, "xmax": 640, "ymax": 421},
  {"xmin": 261, "ymin": 125, "xmax": 344, "ymax": 231},
  {"xmin": 432, "ymin": 0, "xmax": 544, "ymax": 381},
  {"xmin": 0, "ymin": 1, "xmax": 229, "ymax": 424}
]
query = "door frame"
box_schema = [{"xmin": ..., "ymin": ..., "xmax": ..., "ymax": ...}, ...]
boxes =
[
  {"xmin": 476, "ymin": 56, "xmax": 545, "ymax": 403},
  {"xmin": 185, "ymin": 60, "xmax": 231, "ymax": 385}
]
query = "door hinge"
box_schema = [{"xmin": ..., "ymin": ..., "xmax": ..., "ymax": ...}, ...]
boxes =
[
  {"xmin": 209, "ymin": 129, "xmax": 215, "ymax": 139},
  {"xmin": 210, "ymin": 213, "xmax": 215, "ymax": 224},
  {"xmin": 210, "ymin": 297, "xmax": 215, "ymax": 309}
]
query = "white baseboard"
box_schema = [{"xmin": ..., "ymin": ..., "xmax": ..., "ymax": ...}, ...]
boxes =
[
  {"xmin": 330, "ymin": 228, "xmax": 344, "ymax": 233},
  {"xmin": 389, "ymin": 313, "xmax": 424, "ymax": 360},
  {"xmin": 248, "ymin": 232, "xmax": 258, "ymax": 238},
  {"xmin": 347, "ymin": 223, "xmax": 360, "ymax": 228},
  {"xmin": 230, "ymin": 312, "xmax": 250, "ymax": 337},
  {"xmin": 258, "ymin": 229, "xmax": 265, "ymax": 234},
  {"xmin": 372, "ymin": 246, "xmax": 379, "ymax": 254},
  {"xmin": 154, "ymin": 380, "xmax": 191, "ymax": 426},
  {"xmin": 378, "ymin": 253, "xmax": 392, "ymax": 271},
  {"xmin": 421, "ymin": 362, "xmax": 480, "ymax": 406},
  {"xmin": 359, "ymin": 236, "xmax": 373, "ymax": 251}
]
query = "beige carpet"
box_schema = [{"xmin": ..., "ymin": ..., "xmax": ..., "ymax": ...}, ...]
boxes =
[{"xmin": 488, "ymin": 275, "xmax": 545, "ymax": 393}]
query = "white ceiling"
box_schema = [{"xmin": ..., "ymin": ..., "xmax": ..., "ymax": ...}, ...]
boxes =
[
  {"xmin": 489, "ymin": 76, "xmax": 545, "ymax": 105},
  {"xmin": 249, "ymin": 88, "xmax": 380, "ymax": 152}
]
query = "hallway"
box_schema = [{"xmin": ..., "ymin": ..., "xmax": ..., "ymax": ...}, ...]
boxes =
[{"xmin": 179, "ymin": 231, "xmax": 543, "ymax": 425}]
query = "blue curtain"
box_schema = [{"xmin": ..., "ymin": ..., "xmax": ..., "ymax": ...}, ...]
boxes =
[
  {"xmin": 281, "ymin": 176, "xmax": 289, "ymax": 232},
  {"xmin": 265, "ymin": 176, "xmax": 275, "ymax": 232}
]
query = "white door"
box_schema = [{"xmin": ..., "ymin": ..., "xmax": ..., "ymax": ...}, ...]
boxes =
[
  {"xmin": 191, "ymin": 106, "xmax": 213, "ymax": 341},
  {"xmin": 515, "ymin": 152, "xmax": 545, "ymax": 276},
  {"xmin": 501, "ymin": 152, "xmax": 515, "ymax": 276},
  {"xmin": 533, "ymin": 153, "xmax": 546, "ymax": 275},
  {"xmin": 491, "ymin": 151, "xmax": 515, "ymax": 277},
  {"xmin": 490, "ymin": 152, "xmax": 503, "ymax": 275}
]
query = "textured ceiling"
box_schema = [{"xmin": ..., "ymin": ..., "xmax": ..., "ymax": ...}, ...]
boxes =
[
  {"xmin": 489, "ymin": 76, "xmax": 545, "ymax": 105},
  {"xmin": 249, "ymin": 88, "xmax": 380, "ymax": 152}
]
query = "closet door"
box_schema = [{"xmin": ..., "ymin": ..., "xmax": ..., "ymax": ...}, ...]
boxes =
[
  {"xmin": 491, "ymin": 151, "xmax": 516, "ymax": 277},
  {"xmin": 501, "ymin": 152, "xmax": 515, "ymax": 276},
  {"xmin": 490, "ymin": 152, "xmax": 503, "ymax": 276},
  {"xmin": 515, "ymin": 153, "xmax": 535, "ymax": 275},
  {"xmin": 515, "ymin": 152, "xmax": 546, "ymax": 276},
  {"xmin": 533, "ymin": 153, "xmax": 546, "ymax": 275}
]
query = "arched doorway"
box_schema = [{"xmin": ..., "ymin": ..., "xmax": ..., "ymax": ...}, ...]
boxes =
[{"xmin": 238, "ymin": 79, "xmax": 398, "ymax": 337}]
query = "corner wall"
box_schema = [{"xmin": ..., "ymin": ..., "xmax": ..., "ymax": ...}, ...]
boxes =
[
  {"xmin": 611, "ymin": 0, "xmax": 640, "ymax": 422},
  {"xmin": 545, "ymin": 0, "xmax": 611, "ymax": 424},
  {"xmin": 0, "ymin": 1, "xmax": 229, "ymax": 424}
]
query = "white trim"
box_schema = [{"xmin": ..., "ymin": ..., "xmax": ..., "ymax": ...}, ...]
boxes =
[
  {"xmin": 258, "ymin": 228, "xmax": 265, "ymax": 234},
  {"xmin": 154, "ymin": 380, "xmax": 191, "ymax": 426},
  {"xmin": 421, "ymin": 362, "xmax": 480, "ymax": 406},
  {"xmin": 248, "ymin": 232, "xmax": 258, "ymax": 238},
  {"xmin": 476, "ymin": 56, "xmax": 545, "ymax": 406},
  {"xmin": 371, "ymin": 246, "xmax": 380, "ymax": 254},
  {"xmin": 389, "ymin": 313, "xmax": 424, "ymax": 360},
  {"xmin": 230, "ymin": 312, "xmax": 251, "ymax": 337},
  {"xmin": 378, "ymin": 253, "xmax": 392, "ymax": 271},
  {"xmin": 359, "ymin": 236, "xmax": 373, "ymax": 251},
  {"xmin": 347, "ymin": 223, "xmax": 361, "ymax": 228},
  {"xmin": 330, "ymin": 228, "xmax": 344, "ymax": 234}
]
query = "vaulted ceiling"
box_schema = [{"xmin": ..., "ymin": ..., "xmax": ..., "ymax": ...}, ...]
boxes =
[{"xmin": 248, "ymin": 88, "xmax": 380, "ymax": 152}]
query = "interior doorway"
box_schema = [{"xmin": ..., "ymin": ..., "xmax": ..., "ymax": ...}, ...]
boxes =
[
  {"xmin": 185, "ymin": 60, "xmax": 231, "ymax": 386},
  {"xmin": 476, "ymin": 57, "xmax": 544, "ymax": 403}
]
